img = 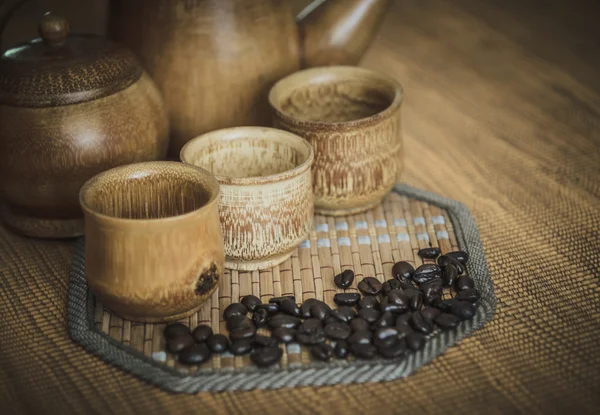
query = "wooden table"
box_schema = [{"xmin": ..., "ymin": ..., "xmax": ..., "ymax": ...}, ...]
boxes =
[{"xmin": 1, "ymin": 0, "xmax": 599, "ymax": 413}]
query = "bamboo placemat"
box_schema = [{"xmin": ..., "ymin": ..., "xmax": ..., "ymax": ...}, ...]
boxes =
[{"xmin": 68, "ymin": 184, "xmax": 496, "ymax": 392}]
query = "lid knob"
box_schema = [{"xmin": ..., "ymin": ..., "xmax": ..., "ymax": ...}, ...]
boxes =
[{"xmin": 38, "ymin": 12, "xmax": 69, "ymax": 47}]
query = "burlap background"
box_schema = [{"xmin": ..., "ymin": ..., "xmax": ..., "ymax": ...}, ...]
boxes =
[{"xmin": 1, "ymin": 0, "xmax": 599, "ymax": 414}]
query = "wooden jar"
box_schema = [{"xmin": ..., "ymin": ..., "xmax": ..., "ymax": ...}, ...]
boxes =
[{"xmin": 0, "ymin": 13, "xmax": 169, "ymax": 238}]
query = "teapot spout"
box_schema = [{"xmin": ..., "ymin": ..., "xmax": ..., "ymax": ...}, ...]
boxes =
[{"xmin": 297, "ymin": 0, "xmax": 391, "ymax": 68}]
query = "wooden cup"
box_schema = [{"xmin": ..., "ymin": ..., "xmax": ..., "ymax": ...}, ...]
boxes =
[
  {"xmin": 180, "ymin": 127, "xmax": 314, "ymax": 271},
  {"xmin": 269, "ymin": 66, "xmax": 404, "ymax": 216},
  {"xmin": 79, "ymin": 161, "xmax": 224, "ymax": 323}
]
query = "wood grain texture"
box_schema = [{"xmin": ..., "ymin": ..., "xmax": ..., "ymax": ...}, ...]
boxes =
[
  {"xmin": 270, "ymin": 66, "xmax": 403, "ymax": 215},
  {"xmin": 80, "ymin": 161, "xmax": 224, "ymax": 323},
  {"xmin": 181, "ymin": 127, "xmax": 314, "ymax": 271},
  {"xmin": 0, "ymin": 73, "xmax": 169, "ymax": 238},
  {"xmin": 107, "ymin": 0, "xmax": 388, "ymax": 157},
  {"xmin": 1, "ymin": 0, "xmax": 600, "ymax": 413}
]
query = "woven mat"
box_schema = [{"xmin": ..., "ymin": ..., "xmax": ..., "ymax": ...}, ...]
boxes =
[{"xmin": 67, "ymin": 185, "xmax": 495, "ymax": 392}]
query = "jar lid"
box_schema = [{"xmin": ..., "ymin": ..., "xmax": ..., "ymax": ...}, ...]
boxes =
[{"xmin": 0, "ymin": 13, "xmax": 142, "ymax": 107}]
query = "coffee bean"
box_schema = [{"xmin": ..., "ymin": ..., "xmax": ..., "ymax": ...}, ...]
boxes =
[
  {"xmin": 298, "ymin": 318, "xmax": 322, "ymax": 334},
  {"xmin": 455, "ymin": 275, "xmax": 475, "ymax": 291},
  {"xmin": 392, "ymin": 261, "xmax": 414, "ymax": 281},
  {"xmin": 421, "ymin": 307, "xmax": 441, "ymax": 324},
  {"xmin": 226, "ymin": 315, "xmax": 252, "ymax": 331},
  {"xmin": 191, "ymin": 324, "xmax": 213, "ymax": 343},
  {"xmin": 296, "ymin": 330, "xmax": 326, "ymax": 345},
  {"xmin": 410, "ymin": 311, "xmax": 433, "ymax": 334},
  {"xmin": 252, "ymin": 308, "xmax": 269, "ymax": 328},
  {"xmin": 348, "ymin": 330, "xmax": 372, "ymax": 345},
  {"xmin": 206, "ymin": 334, "xmax": 229, "ymax": 353},
  {"xmin": 387, "ymin": 291, "xmax": 410, "ymax": 310},
  {"xmin": 250, "ymin": 346, "xmax": 282, "ymax": 367},
  {"xmin": 268, "ymin": 314, "xmax": 301, "ymax": 329},
  {"xmin": 434, "ymin": 313, "xmax": 460, "ymax": 329},
  {"xmin": 324, "ymin": 321, "xmax": 351, "ymax": 340},
  {"xmin": 279, "ymin": 298, "xmax": 301, "ymax": 317},
  {"xmin": 406, "ymin": 332, "xmax": 426, "ymax": 351},
  {"xmin": 442, "ymin": 263, "xmax": 458, "ymax": 287},
  {"xmin": 350, "ymin": 343, "xmax": 377, "ymax": 359},
  {"xmin": 380, "ymin": 297, "xmax": 406, "ymax": 314},
  {"xmin": 425, "ymin": 277, "xmax": 443, "ymax": 288},
  {"xmin": 450, "ymin": 300, "xmax": 475, "ymax": 320},
  {"xmin": 334, "ymin": 340, "xmax": 349, "ymax": 359},
  {"xmin": 349, "ymin": 318, "xmax": 369, "ymax": 332},
  {"xmin": 300, "ymin": 298, "xmax": 319, "ymax": 318},
  {"xmin": 418, "ymin": 247, "xmax": 441, "ymax": 259},
  {"xmin": 255, "ymin": 303, "xmax": 278, "ymax": 314},
  {"xmin": 438, "ymin": 255, "xmax": 464, "ymax": 274},
  {"xmin": 223, "ymin": 303, "xmax": 248, "ymax": 320},
  {"xmin": 396, "ymin": 324, "xmax": 415, "ymax": 336},
  {"xmin": 252, "ymin": 335, "xmax": 278, "ymax": 348},
  {"xmin": 269, "ymin": 296, "xmax": 295, "ymax": 305},
  {"xmin": 330, "ymin": 306, "xmax": 356, "ymax": 323},
  {"xmin": 377, "ymin": 337, "xmax": 407, "ymax": 358},
  {"xmin": 358, "ymin": 296, "xmax": 379, "ymax": 309},
  {"xmin": 333, "ymin": 293, "xmax": 361, "ymax": 307},
  {"xmin": 164, "ymin": 323, "xmax": 190, "ymax": 340},
  {"xmin": 432, "ymin": 298, "xmax": 457, "ymax": 312},
  {"xmin": 178, "ymin": 343, "xmax": 211, "ymax": 365},
  {"xmin": 373, "ymin": 327, "xmax": 400, "ymax": 349},
  {"xmin": 229, "ymin": 339, "xmax": 252, "ymax": 355},
  {"xmin": 413, "ymin": 264, "xmax": 442, "ymax": 284},
  {"xmin": 410, "ymin": 292, "xmax": 423, "ymax": 311},
  {"xmin": 241, "ymin": 295, "xmax": 261, "ymax": 312},
  {"xmin": 372, "ymin": 311, "xmax": 395, "ymax": 330},
  {"xmin": 271, "ymin": 327, "xmax": 296, "ymax": 343},
  {"xmin": 166, "ymin": 335, "xmax": 194, "ymax": 353},
  {"xmin": 456, "ymin": 288, "xmax": 480, "ymax": 303},
  {"xmin": 421, "ymin": 279, "xmax": 443, "ymax": 305},
  {"xmin": 358, "ymin": 308, "xmax": 380, "ymax": 324},
  {"xmin": 310, "ymin": 343, "xmax": 334, "ymax": 361},
  {"xmin": 310, "ymin": 301, "xmax": 332, "ymax": 320},
  {"xmin": 447, "ymin": 250, "xmax": 469, "ymax": 264},
  {"xmin": 323, "ymin": 315, "xmax": 339, "ymax": 326},
  {"xmin": 334, "ymin": 269, "xmax": 354, "ymax": 289},
  {"xmin": 395, "ymin": 312, "xmax": 412, "ymax": 327},
  {"xmin": 358, "ymin": 277, "xmax": 383, "ymax": 296},
  {"xmin": 229, "ymin": 326, "xmax": 256, "ymax": 341},
  {"xmin": 381, "ymin": 279, "xmax": 401, "ymax": 294}
]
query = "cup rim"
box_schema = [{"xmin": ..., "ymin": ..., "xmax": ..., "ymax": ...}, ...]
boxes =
[
  {"xmin": 180, "ymin": 126, "xmax": 314, "ymax": 186},
  {"xmin": 268, "ymin": 66, "xmax": 404, "ymax": 129},
  {"xmin": 79, "ymin": 161, "xmax": 220, "ymax": 224}
]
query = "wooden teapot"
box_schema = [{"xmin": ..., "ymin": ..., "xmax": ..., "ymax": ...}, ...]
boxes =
[
  {"xmin": 108, "ymin": 0, "xmax": 391, "ymax": 157},
  {"xmin": 0, "ymin": 9, "xmax": 169, "ymax": 238}
]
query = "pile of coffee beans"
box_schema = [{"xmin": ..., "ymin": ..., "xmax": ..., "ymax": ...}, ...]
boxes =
[{"xmin": 163, "ymin": 249, "xmax": 479, "ymax": 368}]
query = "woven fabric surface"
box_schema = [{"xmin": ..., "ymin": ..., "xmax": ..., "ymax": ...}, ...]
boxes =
[
  {"xmin": 67, "ymin": 186, "xmax": 496, "ymax": 392},
  {"xmin": 1, "ymin": 0, "xmax": 600, "ymax": 413}
]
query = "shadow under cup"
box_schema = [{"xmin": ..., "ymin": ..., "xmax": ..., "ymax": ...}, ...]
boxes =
[
  {"xmin": 79, "ymin": 161, "xmax": 225, "ymax": 323},
  {"xmin": 269, "ymin": 66, "xmax": 404, "ymax": 216}
]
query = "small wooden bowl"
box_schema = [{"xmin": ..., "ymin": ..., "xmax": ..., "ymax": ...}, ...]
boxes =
[
  {"xmin": 79, "ymin": 161, "xmax": 224, "ymax": 323},
  {"xmin": 181, "ymin": 127, "xmax": 314, "ymax": 271},
  {"xmin": 269, "ymin": 66, "xmax": 404, "ymax": 216}
]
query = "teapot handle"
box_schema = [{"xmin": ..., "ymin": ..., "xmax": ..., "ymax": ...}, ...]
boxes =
[{"xmin": 0, "ymin": 0, "xmax": 35, "ymax": 51}]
